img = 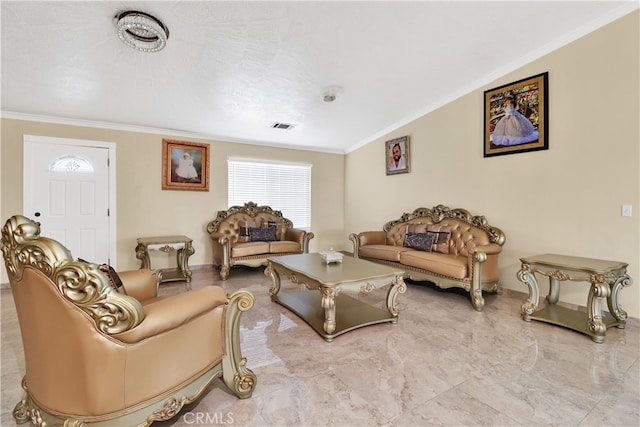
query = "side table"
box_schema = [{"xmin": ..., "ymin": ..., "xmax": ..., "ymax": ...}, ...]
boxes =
[
  {"xmin": 135, "ymin": 235, "xmax": 195, "ymax": 284},
  {"xmin": 517, "ymin": 253, "xmax": 632, "ymax": 343}
]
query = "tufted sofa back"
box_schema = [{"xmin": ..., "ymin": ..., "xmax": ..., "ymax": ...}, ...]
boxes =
[
  {"xmin": 386, "ymin": 218, "xmax": 491, "ymax": 257},
  {"xmin": 207, "ymin": 202, "xmax": 295, "ymax": 245},
  {"xmin": 214, "ymin": 212, "xmax": 290, "ymax": 244},
  {"xmin": 381, "ymin": 205, "xmax": 505, "ymax": 257}
]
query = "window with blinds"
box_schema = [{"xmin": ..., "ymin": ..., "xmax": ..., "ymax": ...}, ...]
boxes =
[{"xmin": 228, "ymin": 158, "xmax": 312, "ymax": 229}]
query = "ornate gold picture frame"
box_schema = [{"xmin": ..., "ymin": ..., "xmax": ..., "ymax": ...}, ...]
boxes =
[
  {"xmin": 385, "ymin": 136, "xmax": 410, "ymax": 175},
  {"xmin": 484, "ymin": 72, "xmax": 548, "ymax": 158},
  {"xmin": 162, "ymin": 139, "xmax": 210, "ymax": 191}
]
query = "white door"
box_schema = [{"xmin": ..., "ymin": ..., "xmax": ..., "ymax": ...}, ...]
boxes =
[{"xmin": 23, "ymin": 135, "xmax": 116, "ymax": 264}]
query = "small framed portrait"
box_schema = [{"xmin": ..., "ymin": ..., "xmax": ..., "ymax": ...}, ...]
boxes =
[
  {"xmin": 484, "ymin": 72, "xmax": 549, "ymax": 157},
  {"xmin": 162, "ymin": 139, "xmax": 210, "ymax": 191},
  {"xmin": 385, "ymin": 136, "xmax": 410, "ymax": 175}
]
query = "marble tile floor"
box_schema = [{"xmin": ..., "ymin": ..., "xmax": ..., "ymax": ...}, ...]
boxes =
[{"xmin": 2, "ymin": 265, "xmax": 639, "ymax": 427}]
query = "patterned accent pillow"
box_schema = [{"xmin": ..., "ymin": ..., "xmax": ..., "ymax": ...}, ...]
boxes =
[
  {"xmin": 237, "ymin": 219, "xmax": 257, "ymax": 243},
  {"xmin": 426, "ymin": 224, "xmax": 452, "ymax": 254},
  {"xmin": 261, "ymin": 220, "xmax": 283, "ymax": 241},
  {"xmin": 249, "ymin": 226, "xmax": 277, "ymax": 242},
  {"xmin": 100, "ymin": 264, "xmax": 126, "ymax": 294},
  {"xmin": 403, "ymin": 232, "xmax": 435, "ymax": 252}
]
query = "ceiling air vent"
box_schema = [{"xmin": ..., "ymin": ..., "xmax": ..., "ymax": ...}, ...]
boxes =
[{"xmin": 271, "ymin": 122, "xmax": 295, "ymax": 130}]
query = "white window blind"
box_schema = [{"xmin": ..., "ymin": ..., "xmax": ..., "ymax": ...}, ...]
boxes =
[{"xmin": 228, "ymin": 158, "xmax": 312, "ymax": 229}]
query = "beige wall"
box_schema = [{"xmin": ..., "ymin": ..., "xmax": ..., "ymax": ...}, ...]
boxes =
[
  {"xmin": 1, "ymin": 11, "xmax": 638, "ymax": 319},
  {"xmin": 345, "ymin": 11, "xmax": 640, "ymax": 318},
  {"xmin": 1, "ymin": 121, "xmax": 345, "ymax": 278}
]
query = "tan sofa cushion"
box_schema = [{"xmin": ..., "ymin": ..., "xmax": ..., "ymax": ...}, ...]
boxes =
[
  {"xmin": 359, "ymin": 245, "xmax": 412, "ymax": 262},
  {"xmin": 400, "ymin": 251, "xmax": 467, "ymax": 279},
  {"xmin": 231, "ymin": 242, "xmax": 270, "ymax": 257},
  {"xmin": 269, "ymin": 241, "xmax": 301, "ymax": 253}
]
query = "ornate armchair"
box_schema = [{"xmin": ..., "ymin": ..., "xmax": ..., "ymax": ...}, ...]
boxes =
[{"xmin": 1, "ymin": 215, "xmax": 257, "ymax": 426}]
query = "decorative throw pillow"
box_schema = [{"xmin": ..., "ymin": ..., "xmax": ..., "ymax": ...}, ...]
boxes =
[
  {"xmin": 261, "ymin": 220, "xmax": 283, "ymax": 241},
  {"xmin": 99, "ymin": 264, "xmax": 126, "ymax": 294},
  {"xmin": 237, "ymin": 219, "xmax": 257, "ymax": 243},
  {"xmin": 426, "ymin": 224, "xmax": 452, "ymax": 254},
  {"xmin": 406, "ymin": 223, "xmax": 428, "ymax": 234},
  {"xmin": 403, "ymin": 232, "xmax": 435, "ymax": 252},
  {"xmin": 249, "ymin": 225, "xmax": 277, "ymax": 242}
]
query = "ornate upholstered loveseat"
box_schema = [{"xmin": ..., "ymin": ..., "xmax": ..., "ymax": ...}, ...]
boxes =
[
  {"xmin": 349, "ymin": 205, "xmax": 506, "ymax": 311},
  {"xmin": 1, "ymin": 215, "xmax": 256, "ymax": 426},
  {"xmin": 207, "ymin": 202, "xmax": 314, "ymax": 280}
]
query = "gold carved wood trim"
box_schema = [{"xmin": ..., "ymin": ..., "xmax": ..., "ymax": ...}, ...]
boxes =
[
  {"xmin": 382, "ymin": 204, "xmax": 506, "ymax": 246},
  {"xmin": 2, "ymin": 215, "xmax": 144, "ymax": 335},
  {"xmin": 206, "ymin": 201, "xmax": 294, "ymax": 233}
]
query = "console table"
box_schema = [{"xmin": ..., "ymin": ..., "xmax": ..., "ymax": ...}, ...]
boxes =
[
  {"xmin": 135, "ymin": 235, "xmax": 195, "ymax": 284},
  {"xmin": 517, "ymin": 253, "xmax": 632, "ymax": 343}
]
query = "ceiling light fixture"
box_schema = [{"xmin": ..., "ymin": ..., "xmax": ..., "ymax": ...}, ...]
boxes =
[{"xmin": 114, "ymin": 10, "xmax": 169, "ymax": 53}]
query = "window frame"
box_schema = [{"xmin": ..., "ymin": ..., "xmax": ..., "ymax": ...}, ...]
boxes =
[{"xmin": 227, "ymin": 157, "xmax": 312, "ymax": 229}]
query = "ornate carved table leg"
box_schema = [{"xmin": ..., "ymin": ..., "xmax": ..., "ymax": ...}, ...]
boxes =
[
  {"xmin": 546, "ymin": 276, "xmax": 561, "ymax": 304},
  {"xmin": 386, "ymin": 275, "xmax": 407, "ymax": 321},
  {"xmin": 608, "ymin": 272, "xmax": 632, "ymax": 328},
  {"xmin": 265, "ymin": 262, "xmax": 281, "ymax": 299},
  {"xmin": 177, "ymin": 241, "xmax": 195, "ymax": 282},
  {"xmin": 587, "ymin": 275, "xmax": 610, "ymax": 343},
  {"xmin": 321, "ymin": 287, "xmax": 337, "ymax": 338},
  {"xmin": 135, "ymin": 243, "xmax": 150, "ymax": 269},
  {"xmin": 518, "ymin": 262, "xmax": 539, "ymax": 321}
]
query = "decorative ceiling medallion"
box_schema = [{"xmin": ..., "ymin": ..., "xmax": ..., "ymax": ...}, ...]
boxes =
[{"xmin": 114, "ymin": 10, "xmax": 169, "ymax": 53}]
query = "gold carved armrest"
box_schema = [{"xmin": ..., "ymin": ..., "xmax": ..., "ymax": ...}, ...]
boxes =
[
  {"xmin": 209, "ymin": 231, "xmax": 230, "ymax": 246},
  {"xmin": 349, "ymin": 231, "xmax": 387, "ymax": 257},
  {"xmin": 469, "ymin": 243, "xmax": 503, "ymax": 256},
  {"xmin": 355, "ymin": 231, "xmax": 387, "ymax": 246},
  {"xmin": 1, "ymin": 215, "xmax": 146, "ymax": 335},
  {"xmin": 53, "ymin": 262, "xmax": 146, "ymax": 335},
  {"xmin": 113, "ymin": 286, "xmax": 228, "ymax": 343},
  {"xmin": 118, "ymin": 269, "xmax": 159, "ymax": 302},
  {"xmin": 285, "ymin": 228, "xmax": 314, "ymax": 252}
]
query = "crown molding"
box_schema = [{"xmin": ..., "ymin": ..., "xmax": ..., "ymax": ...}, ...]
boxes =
[{"xmin": 0, "ymin": 111, "xmax": 345, "ymax": 155}]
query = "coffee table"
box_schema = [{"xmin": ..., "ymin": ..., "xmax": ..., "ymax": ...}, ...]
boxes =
[{"xmin": 265, "ymin": 253, "xmax": 407, "ymax": 341}]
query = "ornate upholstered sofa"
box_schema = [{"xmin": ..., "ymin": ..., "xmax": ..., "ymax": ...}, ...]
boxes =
[
  {"xmin": 207, "ymin": 202, "xmax": 314, "ymax": 280},
  {"xmin": 1, "ymin": 215, "xmax": 257, "ymax": 426},
  {"xmin": 349, "ymin": 205, "xmax": 506, "ymax": 311}
]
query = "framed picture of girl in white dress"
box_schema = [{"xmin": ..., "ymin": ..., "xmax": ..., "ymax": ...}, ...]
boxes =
[
  {"xmin": 484, "ymin": 72, "xmax": 548, "ymax": 158},
  {"xmin": 162, "ymin": 139, "xmax": 210, "ymax": 191}
]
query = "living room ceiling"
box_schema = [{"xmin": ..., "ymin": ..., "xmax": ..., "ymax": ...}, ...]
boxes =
[{"xmin": 1, "ymin": 1, "xmax": 636, "ymax": 154}]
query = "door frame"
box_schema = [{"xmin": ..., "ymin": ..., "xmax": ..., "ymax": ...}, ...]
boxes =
[{"xmin": 23, "ymin": 134, "xmax": 117, "ymax": 264}]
